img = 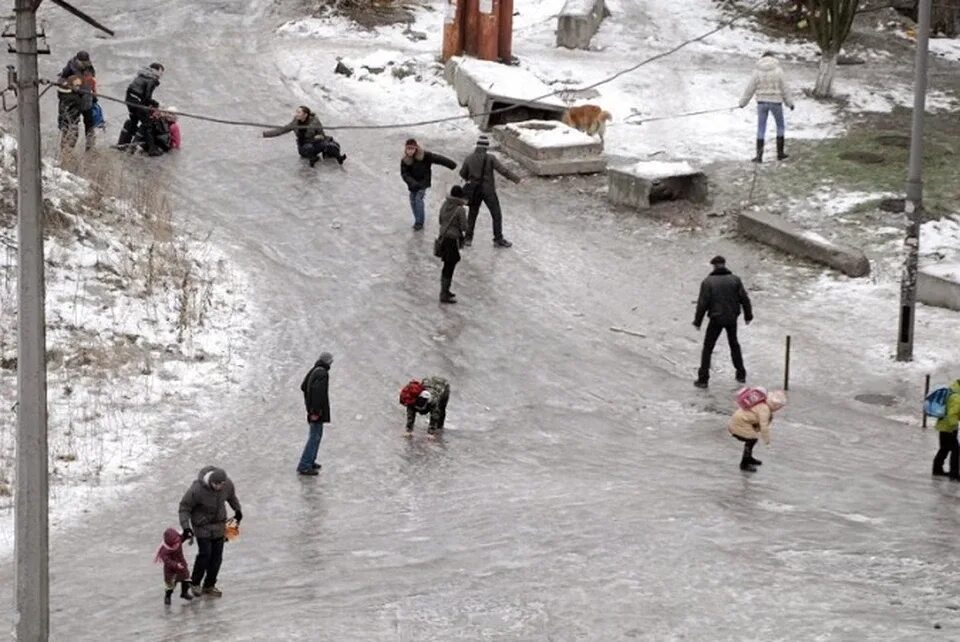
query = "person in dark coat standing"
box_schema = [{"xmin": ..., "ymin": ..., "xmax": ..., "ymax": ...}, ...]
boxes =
[
  {"xmin": 117, "ymin": 63, "xmax": 164, "ymax": 153},
  {"xmin": 57, "ymin": 51, "xmax": 97, "ymax": 150},
  {"xmin": 459, "ymin": 135, "xmax": 521, "ymax": 248},
  {"xmin": 401, "ymin": 138, "xmax": 456, "ymax": 230},
  {"xmin": 436, "ymin": 185, "xmax": 469, "ymax": 303},
  {"xmin": 178, "ymin": 466, "xmax": 242, "ymax": 598},
  {"xmin": 262, "ymin": 106, "xmax": 346, "ymax": 166},
  {"xmin": 298, "ymin": 352, "xmax": 332, "ymax": 475},
  {"xmin": 693, "ymin": 255, "xmax": 753, "ymax": 388}
]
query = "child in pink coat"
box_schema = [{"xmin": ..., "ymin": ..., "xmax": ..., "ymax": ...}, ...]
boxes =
[
  {"xmin": 154, "ymin": 527, "xmax": 193, "ymax": 604},
  {"xmin": 728, "ymin": 389, "xmax": 787, "ymax": 472}
]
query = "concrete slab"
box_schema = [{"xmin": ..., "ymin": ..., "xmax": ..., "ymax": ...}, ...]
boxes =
[
  {"xmin": 444, "ymin": 56, "xmax": 567, "ymax": 131},
  {"xmin": 737, "ymin": 210, "xmax": 871, "ymax": 277},
  {"xmin": 918, "ymin": 263, "xmax": 960, "ymax": 311},
  {"xmin": 557, "ymin": 0, "xmax": 609, "ymax": 49},
  {"xmin": 607, "ymin": 161, "xmax": 708, "ymax": 210},
  {"xmin": 492, "ymin": 120, "xmax": 606, "ymax": 176}
]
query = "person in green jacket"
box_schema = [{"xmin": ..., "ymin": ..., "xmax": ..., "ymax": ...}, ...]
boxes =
[
  {"xmin": 932, "ymin": 379, "xmax": 960, "ymax": 480},
  {"xmin": 404, "ymin": 376, "xmax": 450, "ymax": 437}
]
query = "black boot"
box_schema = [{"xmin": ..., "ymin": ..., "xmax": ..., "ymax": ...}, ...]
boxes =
[
  {"xmin": 740, "ymin": 457, "xmax": 757, "ymax": 472},
  {"xmin": 694, "ymin": 379, "xmax": 708, "ymax": 389},
  {"xmin": 776, "ymin": 136, "xmax": 788, "ymax": 161},
  {"xmin": 164, "ymin": 589, "xmax": 173, "ymax": 605},
  {"xmin": 933, "ymin": 463, "xmax": 949, "ymax": 477},
  {"xmin": 337, "ymin": 154, "xmax": 347, "ymax": 166},
  {"xmin": 440, "ymin": 277, "xmax": 456, "ymax": 304},
  {"xmin": 752, "ymin": 139, "xmax": 764, "ymax": 163},
  {"xmin": 180, "ymin": 580, "xmax": 194, "ymax": 601},
  {"xmin": 308, "ymin": 155, "xmax": 320, "ymax": 167},
  {"xmin": 748, "ymin": 456, "xmax": 763, "ymax": 466},
  {"xmin": 740, "ymin": 443, "xmax": 757, "ymax": 472}
]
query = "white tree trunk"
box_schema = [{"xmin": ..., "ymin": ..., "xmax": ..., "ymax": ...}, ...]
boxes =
[{"xmin": 814, "ymin": 51, "xmax": 838, "ymax": 98}]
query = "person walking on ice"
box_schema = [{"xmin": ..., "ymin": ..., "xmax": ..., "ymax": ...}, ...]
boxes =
[
  {"xmin": 154, "ymin": 527, "xmax": 193, "ymax": 604},
  {"xmin": 178, "ymin": 466, "xmax": 242, "ymax": 597},
  {"xmin": 739, "ymin": 51, "xmax": 794, "ymax": 163},
  {"xmin": 728, "ymin": 388, "xmax": 787, "ymax": 472},
  {"xmin": 930, "ymin": 378, "xmax": 960, "ymax": 480},
  {"xmin": 399, "ymin": 377, "xmax": 450, "ymax": 437},
  {"xmin": 693, "ymin": 255, "xmax": 753, "ymax": 389},
  {"xmin": 401, "ymin": 138, "xmax": 457, "ymax": 230},
  {"xmin": 436, "ymin": 185, "xmax": 468, "ymax": 304},
  {"xmin": 459, "ymin": 135, "xmax": 521, "ymax": 248}
]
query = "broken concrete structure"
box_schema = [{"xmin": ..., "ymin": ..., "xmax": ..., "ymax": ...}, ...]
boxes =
[
  {"xmin": 492, "ymin": 120, "xmax": 606, "ymax": 175},
  {"xmin": 607, "ymin": 161, "xmax": 708, "ymax": 211},
  {"xmin": 918, "ymin": 263, "xmax": 960, "ymax": 311},
  {"xmin": 557, "ymin": 0, "xmax": 610, "ymax": 49}
]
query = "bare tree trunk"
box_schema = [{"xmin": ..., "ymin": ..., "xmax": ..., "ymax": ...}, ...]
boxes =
[{"xmin": 814, "ymin": 50, "xmax": 838, "ymax": 97}]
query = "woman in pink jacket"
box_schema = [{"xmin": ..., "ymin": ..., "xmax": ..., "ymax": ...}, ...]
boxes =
[{"xmin": 728, "ymin": 389, "xmax": 787, "ymax": 472}]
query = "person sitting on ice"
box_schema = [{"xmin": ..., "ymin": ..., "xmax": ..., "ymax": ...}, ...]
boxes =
[
  {"xmin": 130, "ymin": 107, "xmax": 178, "ymax": 156},
  {"xmin": 399, "ymin": 377, "xmax": 450, "ymax": 437},
  {"xmin": 154, "ymin": 527, "xmax": 193, "ymax": 605},
  {"xmin": 262, "ymin": 105, "xmax": 346, "ymax": 167},
  {"xmin": 728, "ymin": 388, "xmax": 786, "ymax": 473}
]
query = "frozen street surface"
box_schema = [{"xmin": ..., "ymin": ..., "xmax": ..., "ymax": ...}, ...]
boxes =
[{"xmin": 3, "ymin": 0, "xmax": 960, "ymax": 640}]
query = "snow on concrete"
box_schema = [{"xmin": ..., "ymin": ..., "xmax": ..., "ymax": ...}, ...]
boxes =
[
  {"xmin": 0, "ymin": 132, "xmax": 252, "ymax": 558},
  {"xmin": 629, "ymin": 160, "xmax": 699, "ymax": 178},
  {"xmin": 922, "ymin": 262, "xmax": 960, "ymax": 281},
  {"xmin": 504, "ymin": 120, "xmax": 596, "ymax": 147},
  {"xmin": 921, "ymin": 214, "xmax": 960, "ymax": 262},
  {"xmin": 452, "ymin": 56, "xmax": 566, "ymax": 106}
]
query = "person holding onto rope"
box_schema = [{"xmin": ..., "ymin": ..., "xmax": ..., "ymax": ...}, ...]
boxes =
[
  {"xmin": 262, "ymin": 106, "xmax": 346, "ymax": 166},
  {"xmin": 117, "ymin": 62, "xmax": 164, "ymax": 155},
  {"xmin": 56, "ymin": 51, "xmax": 98, "ymax": 151},
  {"xmin": 739, "ymin": 51, "xmax": 794, "ymax": 163}
]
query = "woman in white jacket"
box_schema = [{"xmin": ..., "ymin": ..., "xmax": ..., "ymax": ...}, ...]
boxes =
[{"xmin": 739, "ymin": 52, "xmax": 795, "ymax": 163}]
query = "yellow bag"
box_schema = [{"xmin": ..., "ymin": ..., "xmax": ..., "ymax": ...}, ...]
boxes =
[{"xmin": 224, "ymin": 519, "xmax": 240, "ymax": 542}]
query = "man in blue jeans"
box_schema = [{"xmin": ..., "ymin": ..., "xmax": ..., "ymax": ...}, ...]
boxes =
[
  {"xmin": 298, "ymin": 352, "xmax": 332, "ymax": 476},
  {"xmin": 739, "ymin": 51, "xmax": 795, "ymax": 163}
]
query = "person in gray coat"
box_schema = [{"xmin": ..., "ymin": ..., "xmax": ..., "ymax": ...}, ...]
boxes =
[
  {"xmin": 436, "ymin": 185, "xmax": 469, "ymax": 303},
  {"xmin": 459, "ymin": 135, "xmax": 521, "ymax": 248},
  {"xmin": 178, "ymin": 466, "xmax": 242, "ymax": 597}
]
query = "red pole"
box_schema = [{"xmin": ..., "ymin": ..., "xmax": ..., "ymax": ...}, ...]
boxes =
[
  {"xmin": 464, "ymin": 0, "xmax": 480, "ymax": 56},
  {"xmin": 442, "ymin": 0, "xmax": 464, "ymax": 61},
  {"xmin": 478, "ymin": 0, "xmax": 500, "ymax": 61},
  {"xmin": 498, "ymin": 0, "xmax": 513, "ymax": 62}
]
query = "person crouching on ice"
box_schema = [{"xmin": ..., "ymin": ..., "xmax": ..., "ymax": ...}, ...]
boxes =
[
  {"xmin": 728, "ymin": 389, "xmax": 786, "ymax": 472},
  {"xmin": 402, "ymin": 377, "xmax": 450, "ymax": 437},
  {"xmin": 155, "ymin": 527, "xmax": 193, "ymax": 605}
]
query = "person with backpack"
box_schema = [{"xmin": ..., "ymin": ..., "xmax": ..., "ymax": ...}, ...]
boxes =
[
  {"xmin": 739, "ymin": 51, "xmax": 795, "ymax": 163},
  {"xmin": 436, "ymin": 185, "xmax": 468, "ymax": 304},
  {"xmin": 117, "ymin": 63, "xmax": 164, "ymax": 154},
  {"xmin": 399, "ymin": 377, "xmax": 450, "ymax": 436},
  {"xmin": 728, "ymin": 388, "xmax": 787, "ymax": 472},
  {"xmin": 693, "ymin": 255, "xmax": 753, "ymax": 389},
  {"xmin": 298, "ymin": 352, "xmax": 333, "ymax": 476},
  {"xmin": 930, "ymin": 379, "xmax": 960, "ymax": 479},
  {"xmin": 262, "ymin": 106, "xmax": 346, "ymax": 167},
  {"xmin": 178, "ymin": 466, "xmax": 242, "ymax": 598},
  {"xmin": 401, "ymin": 138, "xmax": 457, "ymax": 230},
  {"xmin": 459, "ymin": 135, "xmax": 521, "ymax": 248},
  {"xmin": 56, "ymin": 51, "xmax": 97, "ymax": 151}
]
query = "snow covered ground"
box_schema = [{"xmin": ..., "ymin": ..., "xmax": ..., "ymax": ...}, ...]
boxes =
[{"xmin": 0, "ymin": 132, "xmax": 252, "ymax": 558}]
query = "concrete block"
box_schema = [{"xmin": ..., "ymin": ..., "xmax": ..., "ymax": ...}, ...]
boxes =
[
  {"xmin": 493, "ymin": 120, "xmax": 606, "ymax": 175},
  {"xmin": 737, "ymin": 210, "xmax": 870, "ymax": 277},
  {"xmin": 607, "ymin": 161, "xmax": 708, "ymax": 210},
  {"xmin": 918, "ymin": 263, "xmax": 960, "ymax": 311},
  {"xmin": 444, "ymin": 57, "xmax": 567, "ymax": 131},
  {"xmin": 557, "ymin": 0, "xmax": 608, "ymax": 49}
]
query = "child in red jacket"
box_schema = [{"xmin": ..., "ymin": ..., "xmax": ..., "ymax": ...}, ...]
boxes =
[{"xmin": 154, "ymin": 527, "xmax": 193, "ymax": 604}]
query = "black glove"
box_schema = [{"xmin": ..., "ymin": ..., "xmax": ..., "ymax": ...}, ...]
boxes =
[
  {"xmin": 233, "ymin": 511, "xmax": 243, "ymax": 524},
  {"xmin": 181, "ymin": 528, "xmax": 193, "ymax": 540}
]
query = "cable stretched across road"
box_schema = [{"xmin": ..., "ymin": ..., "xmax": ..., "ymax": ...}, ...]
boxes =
[{"xmin": 30, "ymin": 0, "xmax": 762, "ymax": 133}]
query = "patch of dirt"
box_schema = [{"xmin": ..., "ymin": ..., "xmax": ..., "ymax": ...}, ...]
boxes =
[{"xmin": 308, "ymin": 0, "xmax": 419, "ymax": 28}]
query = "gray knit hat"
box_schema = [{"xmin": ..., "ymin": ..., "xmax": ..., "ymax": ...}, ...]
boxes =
[
  {"xmin": 476, "ymin": 135, "xmax": 490, "ymax": 148},
  {"xmin": 317, "ymin": 352, "xmax": 334, "ymax": 366}
]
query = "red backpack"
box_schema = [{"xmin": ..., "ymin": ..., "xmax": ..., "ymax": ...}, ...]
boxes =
[
  {"xmin": 735, "ymin": 387, "xmax": 767, "ymax": 410},
  {"xmin": 399, "ymin": 380, "xmax": 424, "ymax": 406}
]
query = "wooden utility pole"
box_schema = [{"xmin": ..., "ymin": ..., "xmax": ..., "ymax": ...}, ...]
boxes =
[
  {"xmin": 464, "ymin": 0, "xmax": 480, "ymax": 56},
  {"xmin": 498, "ymin": 0, "xmax": 514, "ymax": 62},
  {"xmin": 477, "ymin": 0, "xmax": 500, "ymax": 61},
  {"xmin": 14, "ymin": 0, "xmax": 50, "ymax": 638},
  {"xmin": 442, "ymin": 0, "xmax": 464, "ymax": 62}
]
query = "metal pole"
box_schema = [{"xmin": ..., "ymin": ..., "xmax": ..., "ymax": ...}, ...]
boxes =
[
  {"xmin": 783, "ymin": 335, "xmax": 791, "ymax": 391},
  {"xmin": 897, "ymin": 0, "xmax": 932, "ymax": 362},
  {"xmin": 14, "ymin": 0, "xmax": 50, "ymax": 639},
  {"xmin": 923, "ymin": 373, "xmax": 931, "ymax": 428}
]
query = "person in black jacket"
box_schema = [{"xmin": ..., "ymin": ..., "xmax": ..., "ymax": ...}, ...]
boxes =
[
  {"xmin": 693, "ymin": 255, "xmax": 753, "ymax": 388},
  {"xmin": 401, "ymin": 138, "xmax": 456, "ymax": 230},
  {"xmin": 297, "ymin": 352, "xmax": 332, "ymax": 476},
  {"xmin": 117, "ymin": 63, "xmax": 164, "ymax": 153},
  {"xmin": 57, "ymin": 51, "xmax": 97, "ymax": 150}
]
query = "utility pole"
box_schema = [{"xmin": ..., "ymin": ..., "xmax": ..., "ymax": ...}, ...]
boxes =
[
  {"xmin": 897, "ymin": 0, "xmax": 932, "ymax": 362},
  {"xmin": 14, "ymin": 0, "xmax": 49, "ymax": 638}
]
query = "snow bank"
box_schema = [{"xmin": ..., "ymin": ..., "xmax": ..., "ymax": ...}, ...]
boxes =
[{"xmin": 0, "ymin": 133, "xmax": 252, "ymax": 558}]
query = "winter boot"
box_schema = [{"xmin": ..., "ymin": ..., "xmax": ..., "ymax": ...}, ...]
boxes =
[
  {"xmin": 933, "ymin": 463, "xmax": 949, "ymax": 477},
  {"xmin": 164, "ymin": 589, "xmax": 173, "ymax": 605},
  {"xmin": 202, "ymin": 585, "xmax": 223, "ymax": 598},
  {"xmin": 694, "ymin": 379, "xmax": 708, "ymax": 389},
  {"xmin": 308, "ymin": 155, "xmax": 320, "ymax": 167},
  {"xmin": 493, "ymin": 237, "xmax": 513, "ymax": 248},
  {"xmin": 735, "ymin": 371, "xmax": 746, "ymax": 384},
  {"xmin": 337, "ymin": 153, "xmax": 347, "ymax": 166},
  {"xmin": 747, "ymin": 456, "xmax": 763, "ymax": 466},
  {"xmin": 752, "ymin": 139, "xmax": 764, "ymax": 163},
  {"xmin": 180, "ymin": 580, "xmax": 194, "ymax": 601},
  {"xmin": 440, "ymin": 278, "xmax": 456, "ymax": 304},
  {"xmin": 776, "ymin": 136, "xmax": 788, "ymax": 161},
  {"xmin": 740, "ymin": 457, "xmax": 757, "ymax": 472}
]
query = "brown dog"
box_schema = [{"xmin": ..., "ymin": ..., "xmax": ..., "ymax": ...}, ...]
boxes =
[{"xmin": 561, "ymin": 105, "xmax": 612, "ymax": 142}]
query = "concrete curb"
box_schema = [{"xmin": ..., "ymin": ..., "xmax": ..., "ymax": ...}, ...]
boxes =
[
  {"xmin": 918, "ymin": 263, "xmax": 960, "ymax": 311},
  {"xmin": 736, "ymin": 210, "xmax": 871, "ymax": 277}
]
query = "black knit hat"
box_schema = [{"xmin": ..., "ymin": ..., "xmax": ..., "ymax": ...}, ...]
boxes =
[
  {"xmin": 76, "ymin": 51, "xmax": 90, "ymax": 62},
  {"xmin": 710, "ymin": 255, "xmax": 726, "ymax": 266},
  {"xmin": 451, "ymin": 185, "xmax": 464, "ymax": 198}
]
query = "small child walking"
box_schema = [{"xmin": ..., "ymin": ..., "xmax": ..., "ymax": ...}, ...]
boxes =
[
  {"xmin": 728, "ymin": 389, "xmax": 787, "ymax": 472},
  {"xmin": 155, "ymin": 527, "xmax": 193, "ymax": 604}
]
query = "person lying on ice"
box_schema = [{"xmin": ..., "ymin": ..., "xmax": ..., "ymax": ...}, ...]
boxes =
[
  {"xmin": 399, "ymin": 377, "xmax": 450, "ymax": 437},
  {"xmin": 262, "ymin": 105, "xmax": 346, "ymax": 167},
  {"xmin": 728, "ymin": 388, "xmax": 786, "ymax": 472}
]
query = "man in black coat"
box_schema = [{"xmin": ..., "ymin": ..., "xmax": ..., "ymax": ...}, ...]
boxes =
[
  {"xmin": 297, "ymin": 352, "xmax": 332, "ymax": 476},
  {"xmin": 57, "ymin": 51, "xmax": 97, "ymax": 150},
  {"xmin": 178, "ymin": 466, "xmax": 242, "ymax": 597},
  {"xmin": 117, "ymin": 62, "xmax": 164, "ymax": 153},
  {"xmin": 693, "ymin": 255, "xmax": 753, "ymax": 388},
  {"xmin": 401, "ymin": 138, "xmax": 456, "ymax": 230}
]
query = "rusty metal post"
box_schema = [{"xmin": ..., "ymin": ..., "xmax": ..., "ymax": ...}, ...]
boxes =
[
  {"xmin": 498, "ymin": 0, "xmax": 514, "ymax": 62},
  {"xmin": 464, "ymin": 0, "xmax": 480, "ymax": 56},
  {"xmin": 478, "ymin": 0, "xmax": 500, "ymax": 61},
  {"xmin": 442, "ymin": 0, "xmax": 464, "ymax": 62},
  {"xmin": 923, "ymin": 373, "xmax": 931, "ymax": 428}
]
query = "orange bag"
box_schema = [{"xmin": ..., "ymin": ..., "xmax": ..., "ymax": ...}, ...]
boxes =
[{"xmin": 225, "ymin": 519, "xmax": 240, "ymax": 542}]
